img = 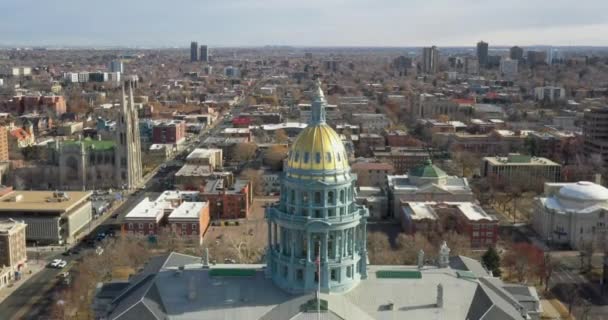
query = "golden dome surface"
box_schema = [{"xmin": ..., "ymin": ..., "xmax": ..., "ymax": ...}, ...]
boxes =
[
  {"xmin": 287, "ymin": 124, "xmax": 349, "ymax": 172},
  {"xmin": 285, "ymin": 79, "xmax": 350, "ymax": 176}
]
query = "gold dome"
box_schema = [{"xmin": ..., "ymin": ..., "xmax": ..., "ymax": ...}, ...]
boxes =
[
  {"xmin": 285, "ymin": 79, "xmax": 350, "ymax": 177},
  {"xmin": 287, "ymin": 124, "xmax": 349, "ymax": 173}
]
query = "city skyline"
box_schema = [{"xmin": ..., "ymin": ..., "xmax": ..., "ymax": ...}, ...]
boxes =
[{"xmin": 2, "ymin": 0, "xmax": 608, "ymax": 47}]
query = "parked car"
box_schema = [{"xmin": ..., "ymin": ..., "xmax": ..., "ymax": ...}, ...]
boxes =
[{"xmin": 49, "ymin": 259, "xmax": 67, "ymax": 269}]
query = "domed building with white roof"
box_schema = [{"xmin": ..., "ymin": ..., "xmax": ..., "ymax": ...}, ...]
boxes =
[{"xmin": 533, "ymin": 181, "xmax": 608, "ymax": 249}]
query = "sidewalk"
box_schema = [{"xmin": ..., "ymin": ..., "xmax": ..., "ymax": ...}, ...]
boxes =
[{"xmin": 0, "ymin": 260, "xmax": 46, "ymax": 304}]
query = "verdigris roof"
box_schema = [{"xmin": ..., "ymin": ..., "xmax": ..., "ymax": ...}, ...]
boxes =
[{"xmin": 408, "ymin": 159, "xmax": 447, "ymax": 178}]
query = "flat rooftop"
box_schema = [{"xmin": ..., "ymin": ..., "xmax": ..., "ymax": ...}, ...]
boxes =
[
  {"xmin": 484, "ymin": 155, "xmax": 560, "ymax": 166},
  {"xmin": 0, "ymin": 191, "xmax": 91, "ymax": 213},
  {"xmin": 186, "ymin": 148, "xmax": 221, "ymax": 160},
  {"xmin": 168, "ymin": 202, "xmax": 207, "ymax": 220}
]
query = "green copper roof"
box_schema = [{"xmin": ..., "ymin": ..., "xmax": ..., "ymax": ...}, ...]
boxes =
[
  {"xmin": 64, "ymin": 138, "xmax": 115, "ymax": 150},
  {"xmin": 456, "ymin": 270, "xmax": 477, "ymax": 280},
  {"xmin": 376, "ymin": 270, "xmax": 422, "ymax": 279},
  {"xmin": 409, "ymin": 159, "xmax": 447, "ymax": 178}
]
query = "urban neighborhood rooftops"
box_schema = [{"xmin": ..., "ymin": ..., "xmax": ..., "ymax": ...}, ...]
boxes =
[{"xmin": 0, "ymin": 191, "xmax": 91, "ymax": 213}]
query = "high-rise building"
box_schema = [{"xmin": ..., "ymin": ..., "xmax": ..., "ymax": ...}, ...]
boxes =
[
  {"xmin": 199, "ymin": 45, "xmax": 208, "ymax": 62},
  {"xmin": 510, "ymin": 46, "xmax": 524, "ymax": 61},
  {"xmin": 109, "ymin": 60, "xmax": 124, "ymax": 73},
  {"xmin": 500, "ymin": 58, "xmax": 518, "ymax": 78},
  {"xmin": 583, "ymin": 107, "xmax": 608, "ymax": 172},
  {"xmin": 422, "ymin": 46, "xmax": 439, "ymax": 74},
  {"xmin": 266, "ymin": 80, "xmax": 369, "ymax": 293},
  {"xmin": 527, "ymin": 50, "xmax": 547, "ymax": 67},
  {"xmin": 114, "ymin": 81, "xmax": 143, "ymax": 190},
  {"xmin": 476, "ymin": 41, "xmax": 489, "ymax": 68},
  {"xmin": 190, "ymin": 41, "xmax": 199, "ymax": 62}
]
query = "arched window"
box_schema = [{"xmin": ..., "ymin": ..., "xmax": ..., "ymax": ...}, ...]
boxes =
[
  {"xmin": 304, "ymin": 152, "xmax": 310, "ymax": 163},
  {"xmin": 295, "ymin": 151, "xmax": 300, "ymax": 162},
  {"xmin": 302, "ymin": 192, "xmax": 309, "ymax": 204},
  {"xmin": 314, "ymin": 192, "xmax": 321, "ymax": 205},
  {"xmin": 326, "ymin": 152, "xmax": 332, "ymax": 162},
  {"xmin": 328, "ymin": 191, "xmax": 334, "ymax": 204},
  {"xmin": 315, "ymin": 152, "xmax": 321, "ymax": 164},
  {"xmin": 339, "ymin": 190, "xmax": 345, "ymax": 203}
]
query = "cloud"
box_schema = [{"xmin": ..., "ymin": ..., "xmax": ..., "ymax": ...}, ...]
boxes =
[{"xmin": 1, "ymin": 0, "xmax": 607, "ymax": 46}]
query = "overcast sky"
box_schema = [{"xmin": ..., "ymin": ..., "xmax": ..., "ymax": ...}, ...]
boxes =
[{"xmin": 2, "ymin": 0, "xmax": 608, "ymax": 47}]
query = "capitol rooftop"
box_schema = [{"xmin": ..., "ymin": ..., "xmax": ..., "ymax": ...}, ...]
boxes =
[{"xmin": 94, "ymin": 81, "xmax": 541, "ymax": 320}]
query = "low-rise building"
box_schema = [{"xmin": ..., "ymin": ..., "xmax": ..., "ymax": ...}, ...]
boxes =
[
  {"xmin": 200, "ymin": 179, "xmax": 252, "ymax": 220},
  {"xmin": 152, "ymin": 120, "xmax": 186, "ymax": 145},
  {"xmin": 533, "ymin": 181, "xmax": 608, "ymax": 250},
  {"xmin": 401, "ymin": 202, "xmax": 498, "ymax": 248},
  {"xmin": 372, "ymin": 147, "xmax": 431, "ymax": 174},
  {"xmin": 356, "ymin": 133, "xmax": 385, "ymax": 156},
  {"xmin": 350, "ymin": 113, "xmax": 390, "ymax": 133},
  {"xmin": 167, "ymin": 201, "xmax": 210, "ymax": 245},
  {"xmin": 534, "ymin": 86, "xmax": 565, "ymax": 102},
  {"xmin": 388, "ymin": 161, "xmax": 474, "ymax": 217},
  {"xmin": 186, "ymin": 148, "xmax": 223, "ymax": 169},
  {"xmin": 0, "ymin": 191, "xmax": 92, "ymax": 244},
  {"xmin": 0, "ymin": 219, "xmax": 27, "ymax": 274},
  {"xmin": 481, "ymin": 154, "xmax": 561, "ymax": 186},
  {"xmin": 385, "ymin": 130, "xmax": 410, "ymax": 147},
  {"xmin": 351, "ymin": 161, "xmax": 395, "ymax": 187},
  {"xmin": 123, "ymin": 191, "xmax": 208, "ymax": 239}
]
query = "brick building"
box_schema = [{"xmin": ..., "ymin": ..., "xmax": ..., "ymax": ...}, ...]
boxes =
[
  {"xmin": 4, "ymin": 95, "xmax": 67, "ymax": 116},
  {"xmin": 356, "ymin": 134, "xmax": 385, "ymax": 156},
  {"xmin": 385, "ymin": 130, "xmax": 410, "ymax": 147},
  {"xmin": 372, "ymin": 147, "xmax": 431, "ymax": 174},
  {"xmin": 200, "ymin": 179, "xmax": 252, "ymax": 220},
  {"xmin": 152, "ymin": 120, "xmax": 186, "ymax": 145},
  {"xmin": 0, "ymin": 219, "xmax": 27, "ymax": 270},
  {"xmin": 401, "ymin": 202, "xmax": 498, "ymax": 248},
  {"xmin": 167, "ymin": 201, "xmax": 210, "ymax": 245},
  {"xmin": 123, "ymin": 191, "xmax": 209, "ymax": 239},
  {"xmin": 351, "ymin": 161, "xmax": 395, "ymax": 187}
]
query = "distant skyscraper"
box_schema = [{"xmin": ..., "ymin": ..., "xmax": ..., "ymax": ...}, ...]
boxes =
[
  {"xmin": 109, "ymin": 60, "xmax": 124, "ymax": 73},
  {"xmin": 422, "ymin": 46, "xmax": 439, "ymax": 74},
  {"xmin": 200, "ymin": 45, "xmax": 209, "ymax": 62},
  {"xmin": 527, "ymin": 50, "xmax": 547, "ymax": 67},
  {"xmin": 476, "ymin": 41, "xmax": 489, "ymax": 68},
  {"xmin": 510, "ymin": 46, "xmax": 524, "ymax": 61},
  {"xmin": 190, "ymin": 41, "xmax": 199, "ymax": 62}
]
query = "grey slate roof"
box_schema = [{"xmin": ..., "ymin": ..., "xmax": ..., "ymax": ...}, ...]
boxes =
[{"xmin": 99, "ymin": 253, "xmax": 540, "ymax": 320}]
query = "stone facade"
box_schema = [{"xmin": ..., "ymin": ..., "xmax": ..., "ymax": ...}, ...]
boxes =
[{"xmin": 266, "ymin": 81, "xmax": 369, "ymax": 294}]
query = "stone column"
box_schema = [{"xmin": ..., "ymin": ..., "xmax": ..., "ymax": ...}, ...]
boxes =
[
  {"xmin": 323, "ymin": 232, "xmax": 329, "ymax": 262},
  {"xmin": 274, "ymin": 223, "xmax": 278, "ymax": 250},
  {"xmin": 307, "ymin": 232, "xmax": 311, "ymax": 262},
  {"xmin": 290, "ymin": 231, "xmax": 296, "ymax": 262},
  {"xmin": 267, "ymin": 220, "xmax": 272, "ymax": 254}
]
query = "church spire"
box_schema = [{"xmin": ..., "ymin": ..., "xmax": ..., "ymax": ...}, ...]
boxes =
[{"xmin": 310, "ymin": 79, "xmax": 327, "ymax": 125}]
